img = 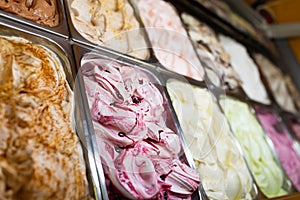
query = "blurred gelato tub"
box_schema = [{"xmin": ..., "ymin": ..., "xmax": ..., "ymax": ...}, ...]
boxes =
[
  {"xmin": 220, "ymin": 96, "xmax": 291, "ymax": 198},
  {"xmin": 181, "ymin": 12, "xmax": 241, "ymax": 89},
  {"xmin": 253, "ymin": 53, "xmax": 297, "ymax": 113},
  {"xmin": 166, "ymin": 79, "xmax": 257, "ymax": 200},
  {"xmin": 74, "ymin": 47, "xmax": 202, "ymax": 199},
  {"xmin": 135, "ymin": 0, "xmax": 205, "ymax": 81},
  {"xmin": 219, "ymin": 35, "xmax": 270, "ymax": 105},
  {"xmin": 0, "ymin": 0, "xmax": 69, "ymax": 38},
  {"xmin": 0, "ymin": 20, "xmax": 91, "ymax": 199},
  {"xmin": 66, "ymin": 0, "xmax": 150, "ymax": 60},
  {"xmin": 254, "ymin": 106, "xmax": 300, "ymax": 191}
]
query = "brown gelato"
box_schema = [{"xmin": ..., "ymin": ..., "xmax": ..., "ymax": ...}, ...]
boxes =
[
  {"xmin": 0, "ymin": 0, "xmax": 59, "ymax": 27},
  {"xmin": 0, "ymin": 36, "xmax": 89, "ymax": 199}
]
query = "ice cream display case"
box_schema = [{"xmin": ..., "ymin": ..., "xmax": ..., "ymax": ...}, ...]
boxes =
[
  {"xmin": 0, "ymin": 0, "xmax": 69, "ymax": 38},
  {"xmin": 0, "ymin": 0, "xmax": 300, "ymax": 199}
]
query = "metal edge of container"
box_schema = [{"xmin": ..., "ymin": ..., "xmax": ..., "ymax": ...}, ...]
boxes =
[
  {"xmin": 0, "ymin": 0, "xmax": 69, "ymax": 38},
  {"xmin": 63, "ymin": 0, "xmax": 153, "ymax": 63},
  {"xmin": 127, "ymin": 0, "xmax": 157, "ymax": 63},
  {"xmin": 72, "ymin": 41, "xmax": 203, "ymax": 199},
  {"xmin": 72, "ymin": 43, "xmax": 108, "ymax": 200},
  {"xmin": 161, "ymin": 71, "xmax": 259, "ymax": 200},
  {"xmin": 158, "ymin": 69, "xmax": 208, "ymax": 200},
  {"xmin": 0, "ymin": 18, "xmax": 99, "ymax": 199},
  {"xmin": 249, "ymin": 102, "xmax": 298, "ymax": 193}
]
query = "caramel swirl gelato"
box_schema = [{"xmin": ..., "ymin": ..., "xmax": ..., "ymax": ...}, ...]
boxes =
[{"xmin": 0, "ymin": 36, "xmax": 89, "ymax": 199}]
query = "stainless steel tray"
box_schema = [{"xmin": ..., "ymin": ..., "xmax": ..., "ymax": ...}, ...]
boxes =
[
  {"xmin": 0, "ymin": 17, "xmax": 100, "ymax": 199},
  {"xmin": 0, "ymin": 0, "xmax": 69, "ymax": 38},
  {"xmin": 64, "ymin": 0, "xmax": 154, "ymax": 62},
  {"xmin": 72, "ymin": 42, "xmax": 204, "ymax": 199},
  {"xmin": 161, "ymin": 73, "xmax": 258, "ymax": 200}
]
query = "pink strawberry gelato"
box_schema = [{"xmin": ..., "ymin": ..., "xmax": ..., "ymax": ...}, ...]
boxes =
[
  {"xmin": 81, "ymin": 53, "xmax": 200, "ymax": 199},
  {"xmin": 255, "ymin": 106, "xmax": 300, "ymax": 191},
  {"xmin": 136, "ymin": 0, "xmax": 204, "ymax": 81}
]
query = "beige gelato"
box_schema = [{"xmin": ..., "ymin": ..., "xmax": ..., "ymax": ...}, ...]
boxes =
[
  {"xmin": 69, "ymin": 0, "xmax": 149, "ymax": 59},
  {"xmin": 167, "ymin": 79, "xmax": 254, "ymax": 200},
  {"xmin": 254, "ymin": 53, "xmax": 297, "ymax": 113},
  {"xmin": 219, "ymin": 35, "xmax": 270, "ymax": 104},
  {"xmin": 0, "ymin": 36, "xmax": 89, "ymax": 199}
]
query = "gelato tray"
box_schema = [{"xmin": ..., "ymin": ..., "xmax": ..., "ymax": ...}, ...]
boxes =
[
  {"xmin": 253, "ymin": 53, "xmax": 298, "ymax": 114},
  {"xmin": 0, "ymin": 19, "xmax": 96, "ymax": 199},
  {"xmin": 72, "ymin": 44, "xmax": 203, "ymax": 199},
  {"xmin": 0, "ymin": 0, "xmax": 69, "ymax": 38},
  {"xmin": 253, "ymin": 105, "xmax": 300, "ymax": 192},
  {"xmin": 65, "ymin": 0, "xmax": 151, "ymax": 61},
  {"xmin": 165, "ymin": 78, "xmax": 258, "ymax": 200},
  {"xmin": 219, "ymin": 96, "xmax": 294, "ymax": 198},
  {"xmin": 134, "ymin": 0, "xmax": 205, "ymax": 82}
]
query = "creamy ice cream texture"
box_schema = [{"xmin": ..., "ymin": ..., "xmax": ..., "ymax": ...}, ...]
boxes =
[
  {"xmin": 220, "ymin": 97, "xmax": 287, "ymax": 198},
  {"xmin": 136, "ymin": 0, "xmax": 204, "ymax": 81},
  {"xmin": 0, "ymin": 36, "xmax": 89, "ymax": 199},
  {"xmin": 167, "ymin": 79, "xmax": 253, "ymax": 200},
  {"xmin": 219, "ymin": 35, "xmax": 270, "ymax": 105},
  {"xmin": 181, "ymin": 13, "xmax": 241, "ymax": 89},
  {"xmin": 81, "ymin": 53, "xmax": 200, "ymax": 199},
  {"xmin": 0, "ymin": 0, "xmax": 59, "ymax": 27},
  {"xmin": 69, "ymin": 0, "xmax": 149, "ymax": 60},
  {"xmin": 254, "ymin": 53, "xmax": 297, "ymax": 113},
  {"xmin": 255, "ymin": 106, "xmax": 300, "ymax": 191}
]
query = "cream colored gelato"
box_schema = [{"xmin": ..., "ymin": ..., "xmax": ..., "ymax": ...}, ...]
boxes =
[
  {"xmin": 219, "ymin": 35, "xmax": 270, "ymax": 104},
  {"xmin": 220, "ymin": 97, "xmax": 287, "ymax": 198},
  {"xmin": 69, "ymin": 0, "xmax": 149, "ymax": 59},
  {"xmin": 136, "ymin": 0, "xmax": 204, "ymax": 81},
  {"xmin": 167, "ymin": 79, "xmax": 254, "ymax": 200},
  {"xmin": 253, "ymin": 53, "xmax": 297, "ymax": 113},
  {"xmin": 0, "ymin": 36, "xmax": 89, "ymax": 199},
  {"xmin": 181, "ymin": 13, "xmax": 241, "ymax": 89}
]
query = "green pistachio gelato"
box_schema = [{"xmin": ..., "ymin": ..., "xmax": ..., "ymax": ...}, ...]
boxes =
[{"xmin": 220, "ymin": 97, "xmax": 287, "ymax": 198}]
